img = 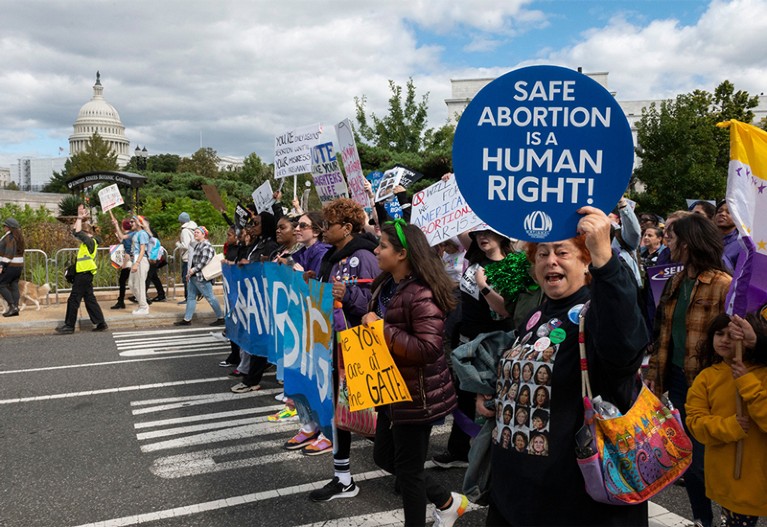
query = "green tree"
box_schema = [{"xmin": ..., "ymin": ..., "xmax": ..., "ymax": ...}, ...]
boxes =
[
  {"xmin": 4, "ymin": 181, "xmax": 20, "ymax": 191},
  {"xmin": 354, "ymin": 79, "xmax": 454, "ymax": 181},
  {"xmin": 355, "ymin": 78, "xmax": 429, "ymax": 154},
  {"xmin": 64, "ymin": 132, "xmax": 119, "ymax": 177},
  {"xmin": 237, "ymin": 152, "xmax": 272, "ymax": 188},
  {"xmin": 178, "ymin": 147, "xmax": 220, "ymax": 178},
  {"xmin": 42, "ymin": 171, "xmax": 69, "ymax": 193},
  {"xmin": 633, "ymin": 80, "xmax": 759, "ymax": 215}
]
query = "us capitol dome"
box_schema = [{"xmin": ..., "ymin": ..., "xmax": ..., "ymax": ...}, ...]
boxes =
[{"xmin": 69, "ymin": 71, "xmax": 131, "ymax": 166}]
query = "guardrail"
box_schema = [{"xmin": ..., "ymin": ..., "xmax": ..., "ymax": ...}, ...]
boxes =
[{"xmin": 24, "ymin": 244, "xmax": 223, "ymax": 305}]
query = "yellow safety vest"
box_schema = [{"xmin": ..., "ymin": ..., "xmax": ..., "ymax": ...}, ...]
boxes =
[{"xmin": 76, "ymin": 240, "xmax": 98, "ymax": 274}]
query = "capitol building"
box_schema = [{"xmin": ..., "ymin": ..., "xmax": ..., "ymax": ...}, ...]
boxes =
[{"xmin": 69, "ymin": 72, "xmax": 131, "ymax": 166}]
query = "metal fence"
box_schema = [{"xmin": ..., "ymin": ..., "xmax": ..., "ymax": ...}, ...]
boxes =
[{"xmin": 21, "ymin": 244, "xmax": 224, "ymax": 305}]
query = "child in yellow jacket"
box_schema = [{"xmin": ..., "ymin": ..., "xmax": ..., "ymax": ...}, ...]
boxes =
[{"xmin": 686, "ymin": 313, "xmax": 767, "ymax": 527}]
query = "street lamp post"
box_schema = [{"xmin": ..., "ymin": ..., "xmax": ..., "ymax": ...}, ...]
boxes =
[{"xmin": 134, "ymin": 145, "xmax": 149, "ymax": 170}]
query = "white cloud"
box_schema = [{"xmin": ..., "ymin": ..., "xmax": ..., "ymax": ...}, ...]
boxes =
[
  {"xmin": 544, "ymin": 0, "xmax": 767, "ymax": 100},
  {"xmin": 1, "ymin": 0, "xmax": 766, "ymax": 169}
]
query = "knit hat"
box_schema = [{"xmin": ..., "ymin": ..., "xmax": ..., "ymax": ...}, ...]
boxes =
[
  {"xmin": 3, "ymin": 217, "xmax": 20, "ymax": 229},
  {"xmin": 178, "ymin": 212, "xmax": 191, "ymax": 223},
  {"xmin": 195, "ymin": 226, "xmax": 209, "ymax": 238}
]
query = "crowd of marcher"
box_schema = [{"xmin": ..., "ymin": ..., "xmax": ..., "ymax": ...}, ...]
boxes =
[{"xmin": 2, "ymin": 182, "xmax": 766, "ymax": 527}]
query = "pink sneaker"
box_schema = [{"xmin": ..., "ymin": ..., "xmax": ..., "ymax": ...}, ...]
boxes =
[
  {"xmin": 283, "ymin": 430, "xmax": 319, "ymax": 450},
  {"xmin": 302, "ymin": 434, "xmax": 333, "ymax": 456}
]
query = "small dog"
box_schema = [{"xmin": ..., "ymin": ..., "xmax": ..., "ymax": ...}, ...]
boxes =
[{"xmin": 0, "ymin": 280, "xmax": 51, "ymax": 312}]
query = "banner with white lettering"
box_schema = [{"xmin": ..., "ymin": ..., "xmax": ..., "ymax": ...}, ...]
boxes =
[
  {"xmin": 222, "ymin": 262, "xmax": 335, "ymax": 438},
  {"xmin": 311, "ymin": 142, "xmax": 349, "ymax": 205},
  {"xmin": 452, "ymin": 65, "xmax": 634, "ymax": 242},
  {"xmin": 274, "ymin": 123, "xmax": 323, "ymax": 179},
  {"xmin": 411, "ymin": 178, "xmax": 483, "ymax": 246},
  {"xmin": 335, "ymin": 119, "xmax": 371, "ymax": 210}
]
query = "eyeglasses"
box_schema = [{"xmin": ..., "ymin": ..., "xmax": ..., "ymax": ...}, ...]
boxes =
[
  {"xmin": 297, "ymin": 222, "xmax": 314, "ymax": 230},
  {"xmin": 322, "ymin": 221, "xmax": 339, "ymax": 230}
]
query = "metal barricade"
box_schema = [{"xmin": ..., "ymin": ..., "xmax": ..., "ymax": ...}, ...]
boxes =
[{"xmin": 52, "ymin": 245, "xmax": 174, "ymax": 305}]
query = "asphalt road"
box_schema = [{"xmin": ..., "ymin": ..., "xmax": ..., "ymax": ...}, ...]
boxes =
[{"xmin": 0, "ymin": 326, "xmax": 700, "ymax": 527}]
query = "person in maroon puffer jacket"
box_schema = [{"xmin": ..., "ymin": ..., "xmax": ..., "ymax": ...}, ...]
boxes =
[{"xmin": 362, "ymin": 220, "xmax": 467, "ymax": 527}]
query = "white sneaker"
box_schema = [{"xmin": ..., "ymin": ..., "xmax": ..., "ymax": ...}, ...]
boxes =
[
  {"xmin": 433, "ymin": 492, "xmax": 468, "ymax": 527},
  {"xmin": 132, "ymin": 307, "xmax": 149, "ymax": 315},
  {"xmin": 274, "ymin": 391, "xmax": 287, "ymax": 402}
]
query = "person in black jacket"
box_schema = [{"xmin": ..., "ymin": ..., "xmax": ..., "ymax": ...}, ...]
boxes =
[{"xmin": 476, "ymin": 206, "xmax": 649, "ymax": 526}]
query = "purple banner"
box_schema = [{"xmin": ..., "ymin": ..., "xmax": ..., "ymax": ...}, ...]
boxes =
[{"xmin": 646, "ymin": 263, "xmax": 685, "ymax": 308}]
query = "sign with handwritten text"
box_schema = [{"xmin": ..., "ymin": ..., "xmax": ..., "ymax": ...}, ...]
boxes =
[
  {"xmin": 98, "ymin": 184, "xmax": 124, "ymax": 212},
  {"xmin": 335, "ymin": 119, "xmax": 371, "ymax": 210},
  {"xmin": 338, "ymin": 320, "xmax": 411, "ymax": 411},
  {"xmin": 411, "ymin": 178, "xmax": 482, "ymax": 246},
  {"xmin": 311, "ymin": 142, "xmax": 349, "ymax": 205},
  {"xmin": 274, "ymin": 123, "xmax": 322, "ymax": 179}
]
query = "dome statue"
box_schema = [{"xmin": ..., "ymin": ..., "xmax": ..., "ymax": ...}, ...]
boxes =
[{"xmin": 69, "ymin": 72, "xmax": 131, "ymax": 166}]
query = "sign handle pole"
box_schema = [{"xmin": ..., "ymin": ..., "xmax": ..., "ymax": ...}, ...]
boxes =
[{"xmin": 293, "ymin": 176, "xmax": 298, "ymax": 200}]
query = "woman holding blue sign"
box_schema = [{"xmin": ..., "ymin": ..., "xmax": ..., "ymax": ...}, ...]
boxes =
[
  {"xmin": 361, "ymin": 219, "xmax": 466, "ymax": 527},
  {"xmin": 475, "ymin": 206, "xmax": 649, "ymax": 526}
]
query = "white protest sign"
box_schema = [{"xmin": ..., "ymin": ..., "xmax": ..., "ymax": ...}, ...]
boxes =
[
  {"xmin": 335, "ymin": 119, "xmax": 371, "ymax": 210},
  {"xmin": 311, "ymin": 142, "xmax": 349, "ymax": 205},
  {"xmin": 274, "ymin": 123, "xmax": 322, "ymax": 179},
  {"xmin": 98, "ymin": 184, "xmax": 124, "ymax": 212},
  {"xmin": 374, "ymin": 167, "xmax": 403, "ymax": 202},
  {"xmin": 252, "ymin": 181, "xmax": 275, "ymax": 214},
  {"xmin": 411, "ymin": 178, "xmax": 483, "ymax": 246}
]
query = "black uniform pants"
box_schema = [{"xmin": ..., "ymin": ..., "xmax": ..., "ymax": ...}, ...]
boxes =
[{"xmin": 64, "ymin": 272, "xmax": 105, "ymax": 328}]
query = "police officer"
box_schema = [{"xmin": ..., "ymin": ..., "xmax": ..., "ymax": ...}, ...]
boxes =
[{"xmin": 56, "ymin": 205, "xmax": 108, "ymax": 334}]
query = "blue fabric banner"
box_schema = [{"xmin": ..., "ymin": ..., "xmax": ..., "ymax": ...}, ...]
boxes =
[{"xmin": 222, "ymin": 262, "xmax": 336, "ymax": 438}]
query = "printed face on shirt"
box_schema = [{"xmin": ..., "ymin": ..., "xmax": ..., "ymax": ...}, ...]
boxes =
[
  {"xmin": 502, "ymin": 405, "xmax": 513, "ymax": 425},
  {"xmin": 535, "ymin": 365, "xmax": 552, "ymax": 386},
  {"xmin": 529, "ymin": 433, "xmax": 548, "ymax": 455},
  {"xmin": 516, "ymin": 385, "xmax": 531, "ymax": 406},
  {"xmin": 521, "ymin": 362, "xmax": 534, "ymax": 382},
  {"xmin": 375, "ymin": 233, "xmax": 407, "ymax": 274},
  {"xmin": 532, "ymin": 240, "xmax": 589, "ymax": 300},
  {"xmin": 501, "ymin": 427, "xmax": 512, "ymax": 449},
  {"xmin": 513, "ymin": 431, "xmax": 528, "ymax": 452}
]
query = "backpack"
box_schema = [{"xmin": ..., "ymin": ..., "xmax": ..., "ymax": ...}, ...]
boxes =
[{"xmin": 147, "ymin": 236, "xmax": 163, "ymax": 262}]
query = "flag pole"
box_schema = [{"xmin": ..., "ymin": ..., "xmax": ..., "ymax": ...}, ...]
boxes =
[{"xmin": 734, "ymin": 340, "xmax": 744, "ymax": 480}]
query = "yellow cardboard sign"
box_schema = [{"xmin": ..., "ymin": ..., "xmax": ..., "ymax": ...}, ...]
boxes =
[{"xmin": 338, "ymin": 320, "xmax": 412, "ymax": 411}]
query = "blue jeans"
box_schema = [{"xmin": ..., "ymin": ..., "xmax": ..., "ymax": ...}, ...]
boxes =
[
  {"xmin": 668, "ymin": 365, "xmax": 712, "ymax": 527},
  {"xmin": 184, "ymin": 276, "xmax": 223, "ymax": 321}
]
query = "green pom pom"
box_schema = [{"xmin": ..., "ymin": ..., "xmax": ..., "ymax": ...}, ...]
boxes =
[{"xmin": 484, "ymin": 252, "xmax": 538, "ymax": 303}]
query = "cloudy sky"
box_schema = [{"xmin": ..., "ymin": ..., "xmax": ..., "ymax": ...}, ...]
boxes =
[{"xmin": 1, "ymin": 0, "xmax": 766, "ymax": 168}]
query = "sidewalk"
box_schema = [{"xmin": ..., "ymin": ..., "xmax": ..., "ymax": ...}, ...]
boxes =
[{"xmin": 0, "ymin": 288, "xmax": 221, "ymax": 337}]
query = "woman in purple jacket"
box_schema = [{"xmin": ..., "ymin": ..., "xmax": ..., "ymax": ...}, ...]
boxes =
[{"xmin": 309, "ymin": 198, "xmax": 380, "ymax": 502}]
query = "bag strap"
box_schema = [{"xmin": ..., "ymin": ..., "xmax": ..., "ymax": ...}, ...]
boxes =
[{"xmin": 578, "ymin": 301, "xmax": 593, "ymax": 401}]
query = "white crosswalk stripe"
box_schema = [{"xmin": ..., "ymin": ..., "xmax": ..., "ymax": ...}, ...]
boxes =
[{"xmin": 114, "ymin": 327, "xmax": 231, "ymax": 358}]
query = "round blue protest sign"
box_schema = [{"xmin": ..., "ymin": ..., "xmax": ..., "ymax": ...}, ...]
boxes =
[{"xmin": 452, "ymin": 65, "xmax": 634, "ymax": 242}]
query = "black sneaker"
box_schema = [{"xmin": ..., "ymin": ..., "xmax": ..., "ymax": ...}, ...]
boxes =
[
  {"xmin": 173, "ymin": 319, "xmax": 192, "ymax": 326},
  {"xmin": 93, "ymin": 323, "xmax": 109, "ymax": 332},
  {"xmin": 432, "ymin": 451, "xmax": 469, "ymax": 469},
  {"xmin": 309, "ymin": 477, "xmax": 359, "ymax": 502},
  {"xmin": 55, "ymin": 325, "xmax": 75, "ymax": 334},
  {"xmin": 210, "ymin": 318, "xmax": 225, "ymax": 327},
  {"xmin": 111, "ymin": 301, "xmax": 125, "ymax": 310},
  {"xmin": 151, "ymin": 296, "xmax": 166, "ymax": 303}
]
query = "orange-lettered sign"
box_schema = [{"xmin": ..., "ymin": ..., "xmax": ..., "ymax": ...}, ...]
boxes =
[{"xmin": 338, "ymin": 320, "xmax": 412, "ymax": 411}]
